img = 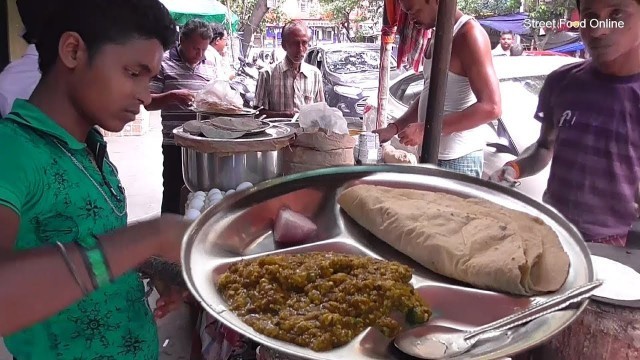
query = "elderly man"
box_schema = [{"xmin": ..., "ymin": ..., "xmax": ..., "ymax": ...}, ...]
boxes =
[
  {"xmin": 147, "ymin": 19, "xmax": 216, "ymax": 214},
  {"xmin": 254, "ymin": 21, "xmax": 324, "ymax": 118},
  {"xmin": 374, "ymin": 0, "xmax": 501, "ymax": 178}
]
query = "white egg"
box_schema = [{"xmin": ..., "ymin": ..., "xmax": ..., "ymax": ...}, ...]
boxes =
[
  {"xmin": 210, "ymin": 197, "xmax": 222, "ymax": 206},
  {"xmin": 184, "ymin": 209, "xmax": 201, "ymax": 221},
  {"xmin": 224, "ymin": 189, "xmax": 235, "ymax": 196},
  {"xmin": 236, "ymin": 182, "xmax": 253, "ymax": 191},
  {"xmin": 189, "ymin": 198, "xmax": 204, "ymax": 211},
  {"xmin": 207, "ymin": 191, "xmax": 222, "ymax": 199},
  {"xmin": 212, "ymin": 193, "xmax": 223, "ymax": 200},
  {"xmin": 195, "ymin": 191, "xmax": 206, "ymax": 197},
  {"xmin": 208, "ymin": 188, "xmax": 222, "ymax": 196}
]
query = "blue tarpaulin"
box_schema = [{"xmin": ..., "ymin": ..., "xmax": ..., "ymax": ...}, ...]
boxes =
[
  {"xmin": 478, "ymin": 13, "xmax": 530, "ymax": 35},
  {"xmin": 550, "ymin": 41, "xmax": 585, "ymax": 53}
]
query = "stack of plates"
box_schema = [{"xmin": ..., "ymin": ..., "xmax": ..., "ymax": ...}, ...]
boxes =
[{"xmin": 182, "ymin": 118, "xmax": 271, "ymax": 139}]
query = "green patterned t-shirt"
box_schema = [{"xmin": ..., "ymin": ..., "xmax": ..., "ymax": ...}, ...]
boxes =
[{"xmin": 0, "ymin": 100, "xmax": 158, "ymax": 359}]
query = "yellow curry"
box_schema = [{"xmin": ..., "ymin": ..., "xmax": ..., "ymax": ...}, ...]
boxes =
[{"xmin": 218, "ymin": 252, "xmax": 431, "ymax": 351}]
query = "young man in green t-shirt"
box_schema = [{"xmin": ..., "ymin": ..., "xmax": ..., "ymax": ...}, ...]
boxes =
[{"xmin": 0, "ymin": 0, "xmax": 191, "ymax": 358}]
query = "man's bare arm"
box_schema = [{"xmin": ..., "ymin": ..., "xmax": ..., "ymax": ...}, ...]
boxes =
[
  {"xmin": 146, "ymin": 92, "xmax": 176, "ymax": 111},
  {"xmin": 442, "ymin": 23, "xmax": 501, "ymax": 135},
  {"xmin": 0, "ymin": 207, "xmax": 187, "ymax": 336},
  {"xmin": 512, "ymin": 120, "xmax": 558, "ymax": 178},
  {"xmin": 394, "ymin": 98, "xmax": 421, "ymax": 131}
]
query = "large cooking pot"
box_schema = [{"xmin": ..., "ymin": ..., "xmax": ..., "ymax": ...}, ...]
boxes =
[
  {"xmin": 182, "ymin": 148, "xmax": 282, "ymax": 191},
  {"xmin": 174, "ymin": 123, "xmax": 294, "ymax": 192}
]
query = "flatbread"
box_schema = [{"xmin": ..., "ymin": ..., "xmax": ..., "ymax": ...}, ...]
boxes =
[
  {"xmin": 337, "ymin": 185, "xmax": 570, "ymax": 296},
  {"xmin": 201, "ymin": 124, "xmax": 245, "ymax": 139},
  {"xmin": 183, "ymin": 120, "xmax": 203, "ymax": 135},
  {"xmin": 210, "ymin": 117, "xmax": 262, "ymax": 131}
]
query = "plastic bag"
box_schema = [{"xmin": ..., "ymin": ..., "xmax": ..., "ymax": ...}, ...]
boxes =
[
  {"xmin": 298, "ymin": 102, "xmax": 349, "ymax": 134},
  {"xmin": 194, "ymin": 79, "xmax": 243, "ymax": 110}
]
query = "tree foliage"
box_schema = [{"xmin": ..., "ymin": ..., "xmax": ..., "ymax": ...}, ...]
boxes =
[
  {"xmin": 228, "ymin": 0, "xmax": 290, "ymax": 53},
  {"xmin": 320, "ymin": 0, "xmax": 383, "ymax": 41},
  {"xmin": 526, "ymin": 0, "xmax": 574, "ymax": 22},
  {"xmin": 525, "ymin": 0, "xmax": 576, "ymax": 49},
  {"xmin": 458, "ymin": 0, "xmax": 522, "ymax": 17}
]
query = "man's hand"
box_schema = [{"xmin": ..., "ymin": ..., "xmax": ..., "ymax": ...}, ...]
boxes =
[
  {"xmin": 169, "ymin": 90, "xmax": 195, "ymax": 107},
  {"xmin": 373, "ymin": 126, "xmax": 397, "ymax": 143},
  {"xmin": 398, "ymin": 123, "xmax": 425, "ymax": 147},
  {"xmin": 489, "ymin": 163, "xmax": 519, "ymax": 187}
]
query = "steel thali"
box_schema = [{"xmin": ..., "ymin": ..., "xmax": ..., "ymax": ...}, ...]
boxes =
[{"xmin": 181, "ymin": 165, "xmax": 594, "ymax": 360}]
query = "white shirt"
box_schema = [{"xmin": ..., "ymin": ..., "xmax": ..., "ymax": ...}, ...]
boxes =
[
  {"xmin": 205, "ymin": 46, "xmax": 234, "ymax": 80},
  {"xmin": 492, "ymin": 45, "xmax": 510, "ymax": 56},
  {"xmin": 0, "ymin": 45, "xmax": 41, "ymax": 117}
]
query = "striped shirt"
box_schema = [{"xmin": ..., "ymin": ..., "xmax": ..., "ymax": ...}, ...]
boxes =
[
  {"xmin": 149, "ymin": 46, "xmax": 216, "ymax": 145},
  {"xmin": 536, "ymin": 61, "xmax": 640, "ymax": 241},
  {"xmin": 255, "ymin": 59, "xmax": 324, "ymax": 112}
]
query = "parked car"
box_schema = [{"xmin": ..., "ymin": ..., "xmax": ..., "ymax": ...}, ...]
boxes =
[
  {"xmin": 304, "ymin": 43, "xmax": 403, "ymax": 124},
  {"xmin": 367, "ymin": 55, "xmax": 583, "ymax": 201},
  {"xmin": 246, "ymin": 46, "xmax": 286, "ymax": 67}
]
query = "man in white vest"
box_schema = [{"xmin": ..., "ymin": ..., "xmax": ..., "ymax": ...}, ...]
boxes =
[{"xmin": 375, "ymin": 0, "xmax": 501, "ymax": 177}]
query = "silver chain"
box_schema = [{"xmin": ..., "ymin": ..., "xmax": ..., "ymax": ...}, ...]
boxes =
[{"xmin": 54, "ymin": 141, "xmax": 127, "ymax": 217}]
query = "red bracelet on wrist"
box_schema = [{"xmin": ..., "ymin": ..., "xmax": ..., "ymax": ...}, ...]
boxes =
[{"xmin": 506, "ymin": 161, "xmax": 521, "ymax": 179}]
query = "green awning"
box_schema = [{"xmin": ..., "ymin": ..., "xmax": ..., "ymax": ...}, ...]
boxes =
[{"xmin": 160, "ymin": 0, "xmax": 240, "ymax": 32}]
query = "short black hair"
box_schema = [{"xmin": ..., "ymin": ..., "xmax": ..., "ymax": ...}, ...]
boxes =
[
  {"xmin": 181, "ymin": 19, "xmax": 214, "ymax": 41},
  {"xmin": 210, "ymin": 23, "xmax": 227, "ymax": 43},
  {"xmin": 37, "ymin": 0, "xmax": 177, "ymax": 77},
  {"xmin": 281, "ymin": 20, "xmax": 309, "ymax": 43},
  {"xmin": 500, "ymin": 30, "xmax": 514, "ymax": 37},
  {"xmin": 16, "ymin": 0, "xmax": 56, "ymax": 44}
]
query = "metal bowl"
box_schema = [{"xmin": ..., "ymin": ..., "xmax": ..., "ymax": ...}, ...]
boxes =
[{"xmin": 182, "ymin": 165, "xmax": 594, "ymax": 359}]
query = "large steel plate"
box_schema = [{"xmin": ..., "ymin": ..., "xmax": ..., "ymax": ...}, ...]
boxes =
[{"xmin": 182, "ymin": 165, "xmax": 594, "ymax": 360}]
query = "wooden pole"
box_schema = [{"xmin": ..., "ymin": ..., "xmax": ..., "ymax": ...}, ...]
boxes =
[{"xmin": 419, "ymin": 0, "xmax": 457, "ymax": 164}]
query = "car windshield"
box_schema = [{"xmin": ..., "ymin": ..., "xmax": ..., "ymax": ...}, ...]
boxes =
[
  {"xmin": 391, "ymin": 74, "xmax": 547, "ymax": 107},
  {"xmin": 325, "ymin": 49, "xmax": 396, "ymax": 74},
  {"xmin": 501, "ymin": 76, "xmax": 546, "ymax": 96}
]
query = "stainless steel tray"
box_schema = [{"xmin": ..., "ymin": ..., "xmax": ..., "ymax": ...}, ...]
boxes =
[{"xmin": 182, "ymin": 165, "xmax": 594, "ymax": 360}]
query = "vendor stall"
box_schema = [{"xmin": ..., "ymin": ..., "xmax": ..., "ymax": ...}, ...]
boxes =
[{"xmin": 166, "ymin": 0, "xmax": 640, "ymax": 357}]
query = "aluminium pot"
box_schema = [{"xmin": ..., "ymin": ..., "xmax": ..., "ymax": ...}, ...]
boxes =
[
  {"xmin": 181, "ymin": 148, "xmax": 283, "ymax": 192},
  {"xmin": 175, "ymin": 123, "xmax": 294, "ymax": 192}
]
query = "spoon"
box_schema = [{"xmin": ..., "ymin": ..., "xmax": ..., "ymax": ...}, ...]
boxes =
[{"xmin": 395, "ymin": 280, "xmax": 603, "ymax": 359}]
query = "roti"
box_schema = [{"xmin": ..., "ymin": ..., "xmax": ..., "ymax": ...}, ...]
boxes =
[
  {"xmin": 200, "ymin": 124, "xmax": 245, "ymax": 139},
  {"xmin": 337, "ymin": 184, "xmax": 570, "ymax": 296},
  {"xmin": 210, "ymin": 117, "xmax": 263, "ymax": 131}
]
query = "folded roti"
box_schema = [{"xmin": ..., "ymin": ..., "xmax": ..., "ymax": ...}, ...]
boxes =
[{"xmin": 337, "ymin": 185, "xmax": 570, "ymax": 296}]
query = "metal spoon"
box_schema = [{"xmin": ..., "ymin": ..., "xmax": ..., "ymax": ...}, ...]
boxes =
[{"xmin": 395, "ymin": 280, "xmax": 603, "ymax": 359}]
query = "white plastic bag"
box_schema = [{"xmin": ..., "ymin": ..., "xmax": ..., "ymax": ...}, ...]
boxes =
[
  {"xmin": 298, "ymin": 102, "xmax": 349, "ymax": 134},
  {"xmin": 194, "ymin": 79, "xmax": 243, "ymax": 110}
]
